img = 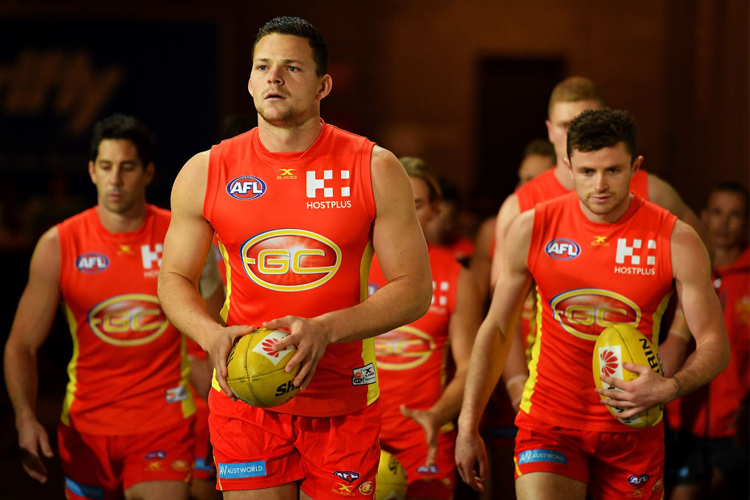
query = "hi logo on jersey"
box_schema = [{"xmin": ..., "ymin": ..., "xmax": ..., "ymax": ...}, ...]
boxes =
[
  {"xmin": 431, "ymin": 280, "xmax": 450, "ymax": 311},
  {"xmin": 241, "ymin": 229, "xmax": 341, "ymax": 291},
  {"xmin": 614, "ymin": 238, "xmax": 657, "ymax": 276},
  {"xmin": 226, "ymin": 176, "xmax": 267, "ymax": 200},
  {"xmin": 549, "ymin": 289, "xmax": 641, "ymax": 341},
  {"xmin": 374, "ymin": 326, "xmax": 436, "ymax": 370},
  {"xmin": 306, "ymin": 170, "xmax": 352, "ymax": 209},
  {"xmin": 87, "ymin": 294, "xmax": 170, "ymax": 346},
  {"xmin": 545, "ymin": 239, "xmax": 581, "ymax": 260},
  {"xmin": 76, "ymin": 252, "xmax": 109, "ymax": 273}
]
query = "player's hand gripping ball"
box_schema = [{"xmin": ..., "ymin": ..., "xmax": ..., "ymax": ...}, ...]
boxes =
[
  {"xmin": 226, "ymin": 328, "xmax": 300, "ymax": 408},
  {"xmin": 593, "ymin": 323, "xmax": 665, "ymax": 428},
  {"xmin": 375, "ymin": 450, "xmax": 408, "ymax": 500}
]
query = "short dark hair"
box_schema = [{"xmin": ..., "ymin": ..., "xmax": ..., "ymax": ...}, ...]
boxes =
[
  {"xmin": 523, "ymin": 139, "xmax": 555, "ymax": 160},
  {"xmin": 253, "ymin": 16, "xmax": 329, "ymax": 77},
  {"xmin": 567, "ymin": 109, "xmax": 637, "ymax": 162},
  {"xmin": 711, "ymin": 180, "xmax": 750, "ymax": 215},
  {"xmin": 90, "ymin": 114, "xmax": 154, "ymax": 166}
]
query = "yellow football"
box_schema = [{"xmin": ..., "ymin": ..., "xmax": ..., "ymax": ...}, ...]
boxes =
[
  {"xmin": 592, "ymin": 324, "xmax": 664, "ymax": 428},
  {"xmin": 226, "ymin": 328, "xmax": 300, "ymax": 408},
  {"xmin": 375, "ymin": 450, "xmax": 408, "ymax": 500}
]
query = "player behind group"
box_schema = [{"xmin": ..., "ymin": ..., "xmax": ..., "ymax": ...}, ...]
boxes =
[
  {"xmin": 370, "ymin": 157, "xmax": 481, "ymax": 499},
  {"xmin": 456, "ymin": 108, "xmax": 730, "ymax": 500},
  {"xmin": 157, "ymin": 16, "xmax": 432, "ymax": 500},
  {"xmin": 665, "ymin": 181, "xmax": 750, "ymax": 500},
  {"xmin": 3, "ymin": 114, "xmax": 224, "ymax": 500}
]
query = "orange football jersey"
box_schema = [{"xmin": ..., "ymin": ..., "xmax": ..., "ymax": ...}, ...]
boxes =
[
  {"xmin": 204, "ymin": 121, "xmax": 378, "ymax": 417},
  {"xmin": 57, "ymin": 205, "xmax": 194, "ymax": 434},
  {"xmin": 370, "ymin": 245, "xmax": 460, "ymax": 442},
  {"xmin": 519, "ymin": 192, "xmax": 676, "ymax": 432}
]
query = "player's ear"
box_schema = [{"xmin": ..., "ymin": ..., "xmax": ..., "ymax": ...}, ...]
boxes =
[
  {"xmin": 144, "ymin": 163, "xmax": 155, "ymax": 186},
  {"xmin": 631, "ymin": 155, "xmax": 644, "ymax": 173},
  {"xmin": 88, "ymin": 161, "xmax": 97, "ymax": 185},
  {"xmin": 247, "ymin": 76, "xmax": 254, "ymax": 98},
  {"xmin": 545, "ymin": 120, "xmax": 553, "ymax": 142},
  {"xmin": 316, "ymin": 74, "xmax": 332, "ymax": 101}
]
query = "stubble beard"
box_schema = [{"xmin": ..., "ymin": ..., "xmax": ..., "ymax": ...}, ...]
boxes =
[{"xmin": 257, "ymin": 103, "xmax": 307, "ymax": 129}]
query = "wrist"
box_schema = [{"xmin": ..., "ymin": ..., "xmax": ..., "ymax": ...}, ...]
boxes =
[{"xmin": 671, "ymin": 375, "xmax": 683, "ymax": 401}]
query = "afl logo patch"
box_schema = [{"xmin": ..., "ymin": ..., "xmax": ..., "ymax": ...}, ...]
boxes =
[
  {"xmin": 545, "ymin": 238, "xmax": 581, "ymax": 260},
  {"xmin": 226, "ymin": 176, "xmax": 267, "ymax": 200},
  {"xmin": 76, "ymin": 253, "xmax": 109, "ymax": 273}
]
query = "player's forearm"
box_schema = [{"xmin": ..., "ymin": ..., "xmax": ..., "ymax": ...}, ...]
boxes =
[
  {"xmin": 670, "ymin": 332, "xmax": 730, "ymax": 401},
  {"xmin": 3, "ymin": 342, "xmax": 40, "ymax": 424},
  {"xmin": 323, "ymin": 275, "xmax": 432, "ymax": 344},
  {"xmin": 458, "ymin": 320, "xmax": 511, "ymax": 432},
  {"xmin": 158, "ymin": 272, "xmax": 222, "ymax": 350},
  {"xmin": 429, "ymin": 370, "xmax": 467, "ymax": 428}
]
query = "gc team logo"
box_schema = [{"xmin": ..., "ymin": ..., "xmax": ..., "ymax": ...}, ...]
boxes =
[
  {"xmin": 374, "ymin": 326, "xmax": 436, "ymax": 370},
  {"xmin": 549, "ymin": 288, "xmax": 641, "ymax": 341},
  {"xmin": 241, "ymin": 229, "xmax": 341, "ymax": 292},
  {"xmin": 76, "ymin": 252, "xmax": 109, "ymax": 273},
  {"xmin": 545, "ymin": 238, "xmax": 581, "ymax": 260},
  {"xmin": 226, "ymin": 176, "xmax": 267, "ymax": 200},
  {"xmin": 87, "ymin": 294, "xmax": 170, "ymax": 346}
]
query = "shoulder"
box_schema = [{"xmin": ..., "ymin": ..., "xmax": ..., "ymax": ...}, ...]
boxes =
[
  {"xmin": 370, "ymin": 146, "xmax": 407, "ymax": 185},
  {"xmin": 670, "ymin": 220, "xmax": 709, "ymax": 273}
]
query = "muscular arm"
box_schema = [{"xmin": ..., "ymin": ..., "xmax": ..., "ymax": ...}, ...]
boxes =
[
  {"xmin": 489, "ymin": 194, "xmax": 521, "ymax": 289},
  {"xmin": 3, "ymin": 228, "xmax": 62, "ymax": 483},
  {"xmin": 456, "ymin": 211, "xmax": 534, "ymax": 492}
]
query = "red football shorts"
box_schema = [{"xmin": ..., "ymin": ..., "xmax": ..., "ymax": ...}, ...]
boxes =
[
  {"xmin": 193, "ymin": 395, "xmax": 214, "ymax": 481},
  {"xmin": 514, "ymin": 412, "xmax": 665, "ymax": 500},
  {"xmin": 209, "ymin": 390, "xmax": 381, "ymax": 499},
  {"xmin": 58, "ymin": 417, "xmax": 195, "ymax": 499},
  {"xmin": 383, "ymin": 428, "xmax": 456, "ymax": 499}
]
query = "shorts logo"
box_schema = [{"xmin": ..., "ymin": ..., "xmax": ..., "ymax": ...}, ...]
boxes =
[
  {"xmin": 171, "ymin": 460, "xmax": 191, "ymax": 472},
  {"xmin": 226, "ymin": 176, "xmax": 267, "ymax": 200},
  {"xmin": 65, "ymin": 477, "xmax": 105, "ymax": 499},
  {"xmin": 251, "ymin": 329, "xmax": 295, "ymax": 366},
  {"xmin": 545, "ymin": 239, "xmax": 581, "ymax": 260},
  {"xmin": 166, "ymin": 385, "xmax": 188, "ymax": 403},
  {"xmin": 358, "ymin": 481, "xmax": 374, "ymax": 495},
  {"xmin": 88, "ymin": 294, "xmax": 170, "ymax": 346},
  {"xmin": 549, "ymin": 288, "xmax": 641, "ymax": 341},
  {"xmin": 518, "ymin": 449, "xmax": 567, "ymax": 465},
  {"xmin": 218, "ymin": 461, "xmax": 267, "ymax": 479},
  {"xmin": 416, "ymin": 464, "xmax": 439, "ymax": 474},
  {"xmin": 76, "ymin": 252, "xmax": 109, "ymax": 273},
  {"xmin": 333, "ymin": 483, "xmax": 355, "ymax": 496},
  {"xmin": 241, "ymin": 229, "xmax": 341, "ymax": 292},
  {"xmin": 145, "ymin": 462, "xmax": 164, "ymax": 472},
  {"xmin": 628, "ymin": 473, "xmax": 650, "ymax": 486},
  {"xmin": 145, "ymin": 450, "xmax": 167, "ymax": 460},
  {"xmin": 352, "ymin": 363, "xmax": 376, "ymax": 386},
  {"xmin": 374, "ymin": 326, "xmax": 436, "ymax": 370},
  {"xmin": 333, "ymin": 471, "xmax": 361, "ymax": 482}
]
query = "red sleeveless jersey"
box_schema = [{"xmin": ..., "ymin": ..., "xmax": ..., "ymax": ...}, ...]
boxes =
[
  {"xmin": 666, "ymin": 247, "xmax": 750, "ymax": 438},
  {"xmin": 516, "ymin": 168, "xmax": 650, "ymax": 212},
  {"xmin": 204, "ymin": 121, "xmax": 378, "ymax": 416},
  {"xmin": 519, "ymin": 193, "xmax": 676, "ymax": 432},
  {"xmin": 369, "ymin": 245, "xmax": 460, "ymax": 442},
  {"xmin": 57, "ymin": 205, "xmax": 194, "ymax": 434}
]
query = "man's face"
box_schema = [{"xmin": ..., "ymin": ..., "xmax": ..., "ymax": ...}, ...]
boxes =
[
  {"xmin": 546, "ymin": 99, "xmax": 602, "ymax": 165},
  {"xmin": 410, "ymin": 177, "xmax": 440, "ymax": 234},
  {"xmin": 88, "ymin": 139, "xmax": 153, "ymax": 215},
  {"xmin": 567, "ymin": 142, "xmax": 640, "ymax": 222},
  {"xmin": 701, "ymin": 190, "xmax": 748, "ymax": 250},
  {"xmin": 517, "ymin": 154, "xmax": 554, "ymax": 188},
  {"xmin": 248, "ymin": 33, "xmax": 331, "ymax": 128}
]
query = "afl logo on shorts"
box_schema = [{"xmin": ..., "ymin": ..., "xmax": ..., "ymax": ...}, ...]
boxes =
[
  {"xmin": 75, "ymin": 252, "xmax": 109, "ymax": 273},
  {"xmin": 545, "ymin": 238, "xmax": 581, "ymax": 260},
  {"xmin": 226, "ymin": 176, "xmax": 267, "ymax": 200},
  {"xmin": 87, "ymin": 294, "xmax": 170, "ymax": 346},
  {"xmin": 374, "ymin": 326, "xmax": 436, "ymax": 370},
  {"xmin": 549, "ymin": 288, "xmax": 641, "ymax": 341},
  {"xmin": 241, "ymin": 229, "xmax": 341, "ymax": 292}
]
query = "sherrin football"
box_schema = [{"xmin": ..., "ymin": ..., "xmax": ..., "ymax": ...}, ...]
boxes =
[
  {"xmin": 375, "ymin": 450, "xmax": 408, "ymax": 500},
  {"xmin": 592, "ymin": 323, "xmax": 664, "ymax": 429},
  {"xmin": 226, "ymin": 328, "xmax": 300, "ymax": 408}
]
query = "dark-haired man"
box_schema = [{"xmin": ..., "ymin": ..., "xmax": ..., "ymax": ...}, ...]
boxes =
[
  {"xmin": 456, "ymin": 109, "xmax": 729, "ymax": 500},
  {"xmin": 158, "ymin": 16, "xmax": 432, "ymax": 500},
  {"xmin": 4, "ymin": 114, "xmax": 224, "ymax": 500}
]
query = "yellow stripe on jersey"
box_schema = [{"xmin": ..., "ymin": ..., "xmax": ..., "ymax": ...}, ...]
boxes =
[
  {"xmin": 651, "ymin": 293, "xmax": 673, "ymax": 354},
  {"xmin": 219, "ymin": 240, "xmax": 231, "ymax": 325},
  {"xmin": 179, "ymin": 334, "xmax": 197, "ymax": 418},
  {"xmin": 360, "ymin": 240, "xmax": 379, "ymax": 405},
  {"xmin": 520, "ymin": 288, "xmax": 544, "ymax": 415},
  {"xmin": 359, "ymin": 240, "xmax": 374, "ymax": 303},
  {"xmin": 61, "ymin": 304, "xmax": 79, "ymax": 426}
]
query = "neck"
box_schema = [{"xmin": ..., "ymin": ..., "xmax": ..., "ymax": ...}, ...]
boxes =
[
  {"xmin": 96, "ymin": 202, "xmax": 147, "ymax": 234},
  {"xmin": 257, "ymin": 115, "xmax": 323, "ymax": 153},
  {"xmin": 554, "ymin": 161, "xmax": 575, "ymax": 190},
  {"xmin": 714, "ymin": 244, "xmax": 745, "ymax": 268}
]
